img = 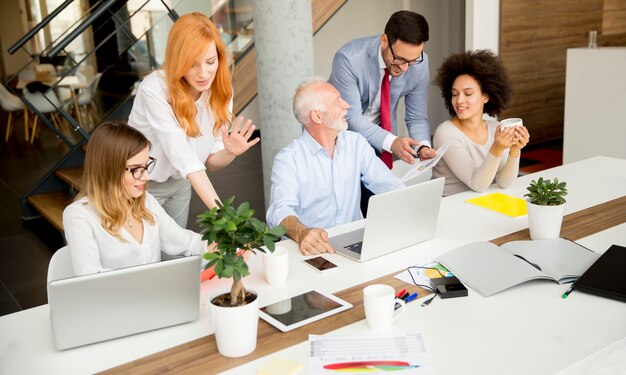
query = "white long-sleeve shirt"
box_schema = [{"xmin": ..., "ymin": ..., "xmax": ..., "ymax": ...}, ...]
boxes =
[
  {"xmin": 128, "ymin": 70, "xmax": 228, "ymax": 182},
  {"xmin": 63, "ymin": 193, "xmax": 206, "ymax": 276}
]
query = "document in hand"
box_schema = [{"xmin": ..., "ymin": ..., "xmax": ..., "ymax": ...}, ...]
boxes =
[
  {"xmin": 435, "ymin": 238, "xmax": 600, "ymax": 297},
  {"xmin": 401, "ymin": 141, "xmax": 449, "ymax": 182}
]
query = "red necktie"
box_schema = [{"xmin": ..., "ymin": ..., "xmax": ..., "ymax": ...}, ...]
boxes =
[{"xmin": 380, "ymin": 68, "xmax": 393, "ymax": 169}]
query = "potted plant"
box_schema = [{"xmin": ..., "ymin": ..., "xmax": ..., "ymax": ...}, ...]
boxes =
[
  {"xmin": 197, "ymin": 196, "xmax": 285, "ymax": 357},
  {"xmin": 524, "ymin": 177, "xmax": 568, "ymax": 240}
]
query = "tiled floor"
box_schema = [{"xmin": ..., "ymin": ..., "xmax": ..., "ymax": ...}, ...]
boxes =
[{"xmin": 0, "ymin": 113, "xmax": 564, "ymax": 317}]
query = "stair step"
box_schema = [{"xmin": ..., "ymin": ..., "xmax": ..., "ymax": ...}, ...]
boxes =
[
  {"xmin": 27, "ymin": 192, "xmax": 72, "ymax": 232},
  {"xmin": 55, "ymin": 166, "xmax": 83, "ymax": 189}
]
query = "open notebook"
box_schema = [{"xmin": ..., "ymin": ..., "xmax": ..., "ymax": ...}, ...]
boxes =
[{"xmin": 436, "ymin": 238, "xmax": 599, "ymax": 297}]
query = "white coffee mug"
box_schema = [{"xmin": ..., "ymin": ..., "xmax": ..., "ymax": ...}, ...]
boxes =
[
  {"xmin": 500, "ymin": 118, "xmax": 523, "ymax": 129},
  {"xmin": 363, "ymin": 284, "xmax": 406, "ymax": 330},
  {"xmin": 263, "ymin": 246, "xmax": 289, "ymax": 286}
]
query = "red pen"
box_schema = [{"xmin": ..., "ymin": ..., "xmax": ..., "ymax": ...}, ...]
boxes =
[{"xmin": 395, "ymin": 289, "xmax": 406, "ymax": 298}]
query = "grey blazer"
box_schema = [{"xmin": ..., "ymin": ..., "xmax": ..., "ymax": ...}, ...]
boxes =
[{"xmin": 328, "ymin": 36, "xmax": 430, "ymax": 152}]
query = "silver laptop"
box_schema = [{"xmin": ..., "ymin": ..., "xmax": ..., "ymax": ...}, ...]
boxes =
[
  {"xmin": 47, "ymin": 255, "xmax": 201, "ymax": 350},
  {"xmin": 330, "ymin": 177, "xmax": 444, "ymax": 262}
]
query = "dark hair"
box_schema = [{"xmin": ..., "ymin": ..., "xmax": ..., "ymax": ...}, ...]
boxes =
[
  {"xmin": 434, "ymin": 50, "xmax": 513, "ymax": 117},
  {"xmin": 384, "ymin": 11, "xmax": 429, "ymax": 46}
]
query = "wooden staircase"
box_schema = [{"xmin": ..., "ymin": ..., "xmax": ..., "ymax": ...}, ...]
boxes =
[
  {"xmin": 25, "ymin": 0, "xmax": 348, "ymax": 233},
  {"xmin": 27, "ymin": 166, "xmax": 83, "ymax": 231}
]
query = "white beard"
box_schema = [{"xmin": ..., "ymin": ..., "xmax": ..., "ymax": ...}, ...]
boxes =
[{"xmin": 327, "ymin": 112, "xmax": 348, "ymax": 132}]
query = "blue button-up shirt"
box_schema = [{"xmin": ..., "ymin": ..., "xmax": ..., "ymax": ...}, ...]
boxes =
[{"xmin": 266, "ymin": 130, "xmax": 404, "ymax": 229}]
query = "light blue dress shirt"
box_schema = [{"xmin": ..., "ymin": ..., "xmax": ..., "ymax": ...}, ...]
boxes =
[{"xmin": 266, "ymin": 130, "xmax": 404, "ymax": 229}]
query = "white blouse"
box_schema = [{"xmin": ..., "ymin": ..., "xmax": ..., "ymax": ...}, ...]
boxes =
[
  {"xmin": 63, "ymin": 193, "xmax": 206, "ymax": 276},
  {"xmin": 128, "ymin": 70, "xmax": 229, "ymax": 182}
]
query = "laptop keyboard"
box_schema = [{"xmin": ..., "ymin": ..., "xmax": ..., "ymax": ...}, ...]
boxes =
[{"xmin": 344, "ymin": 242, "xmax": 363, "ymax": 254}]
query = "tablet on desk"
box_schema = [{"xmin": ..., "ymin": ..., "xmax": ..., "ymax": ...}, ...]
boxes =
[{"xmin": 259, "ymin": 290, "xmax": 352, "ymax": 332}]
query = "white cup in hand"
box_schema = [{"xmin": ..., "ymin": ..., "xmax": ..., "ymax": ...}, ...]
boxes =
[
  {"xmin": 500, "ymin": 118, "xmax": 523, "ymax": 130},
  {"xmin": 363, "ymin": 284, "xmax": 406, "ymax": 330},
  {"xmin": 262, "ymin": 246, "xmax": 289, "ymax": 286}
]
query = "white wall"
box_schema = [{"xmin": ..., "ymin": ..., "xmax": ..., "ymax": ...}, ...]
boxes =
[{"xmin": 465, "ymin": 0, "xmax": 499, "ymax": 53}]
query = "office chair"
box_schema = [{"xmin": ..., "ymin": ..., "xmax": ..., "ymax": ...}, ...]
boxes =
[
  {"xmin": 47, "ymin": 246, "xmax": 74, "ymax": 283},
  {"xmin": 0, "ymin": 83, "xmax": 29, "ymax": 142}
]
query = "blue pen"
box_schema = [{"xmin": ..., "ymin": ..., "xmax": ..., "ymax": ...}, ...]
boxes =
[{"xmin": 405, "ymin": 293, "xmax": 418, "ymax": 303}]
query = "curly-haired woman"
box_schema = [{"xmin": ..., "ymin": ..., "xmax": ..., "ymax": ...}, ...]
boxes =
[{"xmin": 432, "ymin": 50, "xmax": 530, "ymax": 196}]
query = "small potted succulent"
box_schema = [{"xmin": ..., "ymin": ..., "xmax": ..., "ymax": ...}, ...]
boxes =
[
  {"xmin": 197, "ymin": 196, "xmax": 285, "ymax": 357},
  {"xmin": 524, "ymin": 177, "xmax": 568, "ymax": 240}
]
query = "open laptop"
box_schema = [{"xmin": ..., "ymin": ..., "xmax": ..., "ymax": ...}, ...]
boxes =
[
  {"xmin": 330, "ymin": 177, "xmax": 444, "ymax": 262},
  {"xmin": 47, "ymin": 255, "xmax": 201, "ymax": 350}
]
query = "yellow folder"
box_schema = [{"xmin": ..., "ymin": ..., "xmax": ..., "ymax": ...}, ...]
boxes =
[{"xmin": 466, "ymin": 192, "xmax": 528, "ymax": 218}]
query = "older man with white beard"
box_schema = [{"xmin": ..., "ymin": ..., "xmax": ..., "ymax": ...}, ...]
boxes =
[{"xmin": 267, "ymin": 78, "xmax": 405, "ymax": 256}]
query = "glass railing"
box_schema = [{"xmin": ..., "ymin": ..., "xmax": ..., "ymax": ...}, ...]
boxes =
[{"xmin": 6, "ymin": 0, "xmax": 256, "ymax": 146}]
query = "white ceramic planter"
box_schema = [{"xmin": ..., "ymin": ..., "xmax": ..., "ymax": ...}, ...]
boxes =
[
  {"xmin": 526, "ymin": 200, "xmax": 566, "ymax": 240},
  {"xmin": 209, "ymin": 290, "xmax": 259, "ymax": 357}
]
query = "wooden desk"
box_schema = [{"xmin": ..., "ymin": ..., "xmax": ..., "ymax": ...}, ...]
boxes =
[{"xmin": 103, "ymin": 196, "xmax": 626, "ymax": 374}]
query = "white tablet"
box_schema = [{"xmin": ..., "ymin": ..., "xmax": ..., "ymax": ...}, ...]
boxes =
[{"xmin": 259, "ymin": 290, "xmax": 353, "ymax": 332}]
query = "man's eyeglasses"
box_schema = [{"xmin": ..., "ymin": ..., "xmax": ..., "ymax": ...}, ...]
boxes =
[
  {"xmin": 125, "ymin": 157, "xmax": 156, "ymax": 180},
  {"xmin": 388, "ymin": 41, "xmax": 424, "ymax": 66}
]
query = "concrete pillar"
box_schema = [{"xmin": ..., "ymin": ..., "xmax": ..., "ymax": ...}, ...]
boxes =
[{"xmin": 253, "ymin": 0, "xmax": 314, "ymax": 208}]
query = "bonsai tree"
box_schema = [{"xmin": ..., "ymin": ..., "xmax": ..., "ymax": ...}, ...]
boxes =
[
  {"xmin": 197, "ymin": 197, "xmax": 285, "ymax": 307},
  {"xmin": 524, "ymin": 177, "xmax": 568, "ymax": 206}
]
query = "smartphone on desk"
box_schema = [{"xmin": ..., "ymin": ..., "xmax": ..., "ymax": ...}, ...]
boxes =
[{"xmin": 304, "ymin": 256, "xmax": 338, "ymax": 273}]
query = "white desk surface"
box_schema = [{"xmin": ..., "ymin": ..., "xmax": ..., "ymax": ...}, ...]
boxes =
[{"xmin": 1, "ymin": 156, "xmax": 625, "ymax": 375}]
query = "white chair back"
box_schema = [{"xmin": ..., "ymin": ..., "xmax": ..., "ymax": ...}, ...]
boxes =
[
  {"xmin": 0, "ymin": 83, "xmax": 24, "ymax": 112},
  {"xmin": 77, "ymin": 73, "xmax": 102, "ymax": 105},
  {"xmin": 47, "ymin": 246, "xmax": 74, "ymax": 283},
  {"xmin": 23, "ymin": 87, "xmax": 62, "ymax": 113}
]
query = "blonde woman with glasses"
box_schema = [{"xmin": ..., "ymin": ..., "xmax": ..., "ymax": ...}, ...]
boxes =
[
  {"xmin": 63, "ymin": 121, "xmax": 212, "ymax": 276},
  {"xmin": 128, "ymin": 12, "xmax": 259, "ymax": 228}
]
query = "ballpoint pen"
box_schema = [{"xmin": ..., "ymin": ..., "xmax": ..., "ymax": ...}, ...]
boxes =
[
  {"xmin": 396, "ymin": 289, "xmax": 406, "ymax": 299},
  {"xmin": 562, "ymin": 283, "xmax": 575, "ymax": 299}
]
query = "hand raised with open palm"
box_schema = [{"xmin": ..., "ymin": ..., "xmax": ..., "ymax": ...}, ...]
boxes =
[{"xmin": 221, "ymin": 116, "xmax": 260, "ymax": 156}]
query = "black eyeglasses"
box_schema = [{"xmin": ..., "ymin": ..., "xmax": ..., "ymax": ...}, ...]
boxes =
[
  {"xmin": 388, "ymin": 41, "xmax": 424, "ymax": 66},
  {"xmin": 125, "ymin": 157, "xmax": 156, "ymax": 180}
]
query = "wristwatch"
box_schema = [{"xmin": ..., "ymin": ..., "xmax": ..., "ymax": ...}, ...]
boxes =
[{"xmin": 416, "ymin": 145, "xmax": 429, "ymax": 157}]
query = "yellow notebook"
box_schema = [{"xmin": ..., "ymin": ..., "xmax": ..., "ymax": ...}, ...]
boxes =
[{"xmin": 466, "ymin": 192, "xmax": 527, "ymax": 218}]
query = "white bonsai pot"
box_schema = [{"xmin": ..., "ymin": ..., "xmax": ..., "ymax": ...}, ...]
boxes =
[
  {"xmin": 526, "ymin": 200, "xmax": 566, "ymax": 240},
  {"xmin": 209, "ymin": 290, "xmax": 259, "ymax": 357}
]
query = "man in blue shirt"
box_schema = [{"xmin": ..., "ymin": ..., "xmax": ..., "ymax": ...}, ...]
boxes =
[{"xmin": 266, "ymin": 78, "xmax": 404, "ymax": 255}]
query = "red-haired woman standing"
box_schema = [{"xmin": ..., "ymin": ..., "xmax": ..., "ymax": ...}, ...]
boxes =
[{"xmin": 129, "ymin": 12, "xmax": 259, "ymax": 227}]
